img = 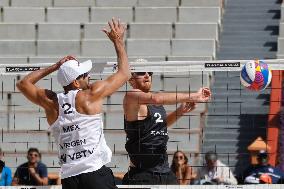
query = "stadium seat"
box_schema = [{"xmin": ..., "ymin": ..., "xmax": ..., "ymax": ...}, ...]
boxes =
[
  {"xmin": 11, "ymin": 112, "xmax": 47, "ymax": 130},
  {"xmin": 105, "ymin": 112, "xmax": 124, "ymax": 129},
  {"xmin": 54, "ymin": 0, "xmax": 95, "ymax": 7},
  {"xmin": 0, "ymin": 23, "xmax": 35, "ymax": 40},
  {"xmin": 179, "ymin": 7, "xmax": 221, "ymax": 24},
  {"xmin": 181, "ymin": 0, "xmax": 222, "ymax": 7},
  {"xmin": 104, "ymin": 130, "xmax": 126, "ymax": 152},
  {"xmin": 47, "ymin": 7, "xmax": 89, "ymax": 22},
  {"xmin": 3, "ymin": 7, "xmax": 45, "ymax": 23},
  {"xmin": 0, "ymin": 57, "xmax": 28, "ymax": 64},
  {"xmin": 37, "ymin": 40, "xmax": 81, "ymax": 56},
  {"xmin": 38, "ymin": 23, "xmax": 81, "ymax": 40},
  {"xmin": 137, "ymin": 0, "xmax": 179, "ymax": 7},
  {"xmin": 168, "ymin": 132, "xmax": 199, "ymax": 152},
  {"xmin": 0, "ymin": 0, "xmax": 9, "ymax": 6},
  {"xmin": 10, "ymin": 93, "xmax": 40, "ymax": 111},
  {"xmin": 169, "ymin": 114, "xmax": 202, "ymax": 130},
  {"xmin": 0, "ymin": 40, "xmax": 36, "ymax": 56},
  {"xmin": 84, "ymin": 23, "xmax": 107, "ymax": 39},
  {"xmin": 135, "ymin": 7, "xmax": 177, "ymax": 22},
  {"xmin": 0, "ymin": 75, "xmax": 19, "ymax": 93},
  {"xmin": 106, "ymin": 154, "xmax": 129, "ymax": 173},
  {"xmin": 127, "ymin": 39, "xmax": 170, "ymax": 56},
  {"xmin": 41, "ymin": 155, "xmax": 60, "ymax": 167},
  {"xmin": 175, "ymin": 23, "xmax": 219, "ymax": 40},
  {"xmin": 91, "ymin": 7, "xmax": 133, "ymax": 23},
  {"xmin": 96, "ymin": 0, "xmax": 138, "ymax": 7},
  {"xmin": 1, "ymin": 131, "xmax": 50, "ymax": 143},
  {"xmin": 11, "ymin": 0, "xmax": 52, "ymax": 7},
  {"xmin": 4, "ymin": 155, "xmax": 27, "ymax": 170},
  {"xmin": 129, "ymin": 23, "xmax": 172, "ymax": 39},
  {"xmin": 81, "ymin": 39, "xmax": 117, "ymax": 56},
  {"xmin": 167, "ymin": 56, "xmax": 213, "ymax": 61},
  {"xmin": 171, "ymin": 39, "xmax": 216, "ymax": 58}
]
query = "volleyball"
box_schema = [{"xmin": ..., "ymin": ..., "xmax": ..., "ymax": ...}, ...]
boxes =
[{"xmin": 240, "ymin": 60, "xmax": 272, "ymax": 91}]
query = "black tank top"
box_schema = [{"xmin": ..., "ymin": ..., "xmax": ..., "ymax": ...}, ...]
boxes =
[{"xmin": 124, "ymin": 105, "xmax": 170, "ymax": 173}]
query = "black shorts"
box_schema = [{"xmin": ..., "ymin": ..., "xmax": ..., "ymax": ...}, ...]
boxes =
[
  {"xmin": 122, "ymin": 167, "xmax": 178, "ymax": 185},
  {"xmin": 62, "ymin": 165, "xmax": 117, "ymax": 189}
]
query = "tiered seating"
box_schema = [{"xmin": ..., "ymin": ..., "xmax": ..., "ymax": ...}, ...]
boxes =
[{"xmin": 0, "ymin": 0, "xmax": 222, "ymax": 60}]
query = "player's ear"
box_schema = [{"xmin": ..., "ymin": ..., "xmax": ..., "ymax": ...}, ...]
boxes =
[
  {"xmin": 73, "ymin": 80, "xmax": 80, "ymax": 88},
  {"xmin": 128, "ymin": 77, "xmax": 135, "ymax": 87}
]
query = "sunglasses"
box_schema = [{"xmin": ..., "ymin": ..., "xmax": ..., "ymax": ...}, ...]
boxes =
[
  {"xmin": 76, "ymin": 72, "xmax": 90, "ymax": 80},
  {"xmin": 134, "ymin": 72, "xmax": 153, "ymax": 76},
  {"xmin": 28, "ymin": 153, "xmax": 39, "ymax": 157},
  {"xmin": 174, "ymin": 156, "xmax": 184, "ymax": 160}
]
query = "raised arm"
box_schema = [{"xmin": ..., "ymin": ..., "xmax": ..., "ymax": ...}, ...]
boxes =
[
  {"xmin": 90, "ymin": 18, "xmax": 130, "ymax": 98},
  {"xmin": 125, "ymin": 87, "xmax": 211, "ymax": 106},
  {"xmin": 16, "ymin": 56, "xmax": 74, "ymax": 108}
]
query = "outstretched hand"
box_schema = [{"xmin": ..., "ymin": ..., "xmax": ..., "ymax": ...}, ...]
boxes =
[
  {"xmin": 102, "ymin": 18, "xmax": 126, "ymax": 43},
  {"xmin": 196, "ymin": 87, "xmax": 211, "ymax": 102}
]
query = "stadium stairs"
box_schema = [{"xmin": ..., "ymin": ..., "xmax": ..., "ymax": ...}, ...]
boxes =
[{"xmin": 202, "ymin": 0, "xmax": 281, "ymax": 178}]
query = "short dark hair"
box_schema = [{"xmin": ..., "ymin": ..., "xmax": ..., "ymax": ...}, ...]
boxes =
[
  {"xmin": 205, "ymin": 151, "xmax": 218, "ymax": 161},
  {"xmin": 27, "ymin": 148, "xmax": 40, "ymax": 155}
]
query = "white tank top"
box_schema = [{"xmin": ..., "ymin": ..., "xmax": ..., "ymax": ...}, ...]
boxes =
[{"xmin": 49, "ymin": 90, "xmax": 112, "ymax": 179}]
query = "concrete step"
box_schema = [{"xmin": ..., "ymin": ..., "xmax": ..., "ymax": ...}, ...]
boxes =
[
  {"xmin": 221, "ymin": 30, "xmax": 278, "ymax": 36},
  {"xmin": 220, "ymin": 34, "xmax": 278, "ymax": 40},
  {"xmin": 219, "ymin": 47, "xmax": 276, "ymax": 54},
  {"xmin": 226, "ymin": 3, "xmax": 280, "ymax": 9},
  {"xmin": 203, "ymin": 134, "xmax": 266, "ymax": 145},
  {"xmin": 222, "ymin": 18, "xmax": 279, "ymax": 24},
  {"xmin": 219, "ymin": 40, "xmax": 276, "ymax": 47},
  {"xmin": 202, "ymin": 145, "xmax": 249, "ymax": 154},
  {"xmin": 217, "ymin": 52, "xmax": 276, "ymax": 60},
  {"xmin": 224, "ymin": 13, "xmax": 280, "ymax": 20},
  {"xmin": 221, "ymin": 27, "xmax": 279, "ymax": 35},
  {"xmin": 202, "ymin": 139, "xmax": 256, "ymax": 148},
  {"xmin": 204, "ymin": 125, "xmax": 267, "ymax": 132}
]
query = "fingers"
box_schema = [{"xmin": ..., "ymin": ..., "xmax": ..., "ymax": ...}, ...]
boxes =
[
  {"xmin": 201, "ymin": 87, "xmax": 211, "ymax": 98},
  {"xmin": 117, "ymin": 18, "xmax": 121, "ymax": 28},
  {"xmin": 112, "ymin": 17, "xmax": 118, "ymax": 30},
  {"xmin": 108, "ymin": 20, "xmax": 114, "ymax": 31},
  {"xmin": 102, "ymin": 28, "xmax": 109, "ymax": 36}
]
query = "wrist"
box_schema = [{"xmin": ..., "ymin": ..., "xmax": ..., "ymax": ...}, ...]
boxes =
[
  {"xmin": 176, "ymin": 109, "xmax": 184, "ymax": 116},
  {"xmin": 114, "ymin": 39, "xmax": 125, "ymax": 47},
  {"xmin": 189, "ymin": 93, "xmax": 198, "ymax": 101}
]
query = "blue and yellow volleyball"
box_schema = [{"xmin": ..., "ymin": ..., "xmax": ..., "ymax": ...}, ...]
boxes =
[{"xmin": 240, "ymin": 60, "xmax": 272, "ymax": 91}]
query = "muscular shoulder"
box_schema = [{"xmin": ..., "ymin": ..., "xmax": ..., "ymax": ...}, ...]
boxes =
[
  {"xmin": 124, "ymin": 88, "xmax": 145, "ymax": 100},
  {"xmin": 89, "ymin": 80, "xmax": 107, "ymax": 96},
  {"xmin": 38, "ymin": 89, "xmax": 57, "ymax": 108}
]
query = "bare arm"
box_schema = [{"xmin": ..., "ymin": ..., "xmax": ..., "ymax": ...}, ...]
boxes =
[
  {"xmin": 30, "ymin": 173, "xmax": 48, "ymax": 185},
  {"xmin": 125, "ymin": 88, "xmax": 211, "ymax": 106},
  {"xmin": 11, "ymin": 177, "xmax": 19, "ymax": 186},
  {"xmin": 90, "ymin": 18, "xmax": 130, "ymax": 98},
  {"xmin": 16, "ymin": 56, "xmax": 73, "ymax": 108},
  {"xmin": 166, "ymin": 102, "xmax": 196, "ymax": 127},
  {"xmin": 176, "ymin": 166, "xmax": 193, "ymax": 185}
]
